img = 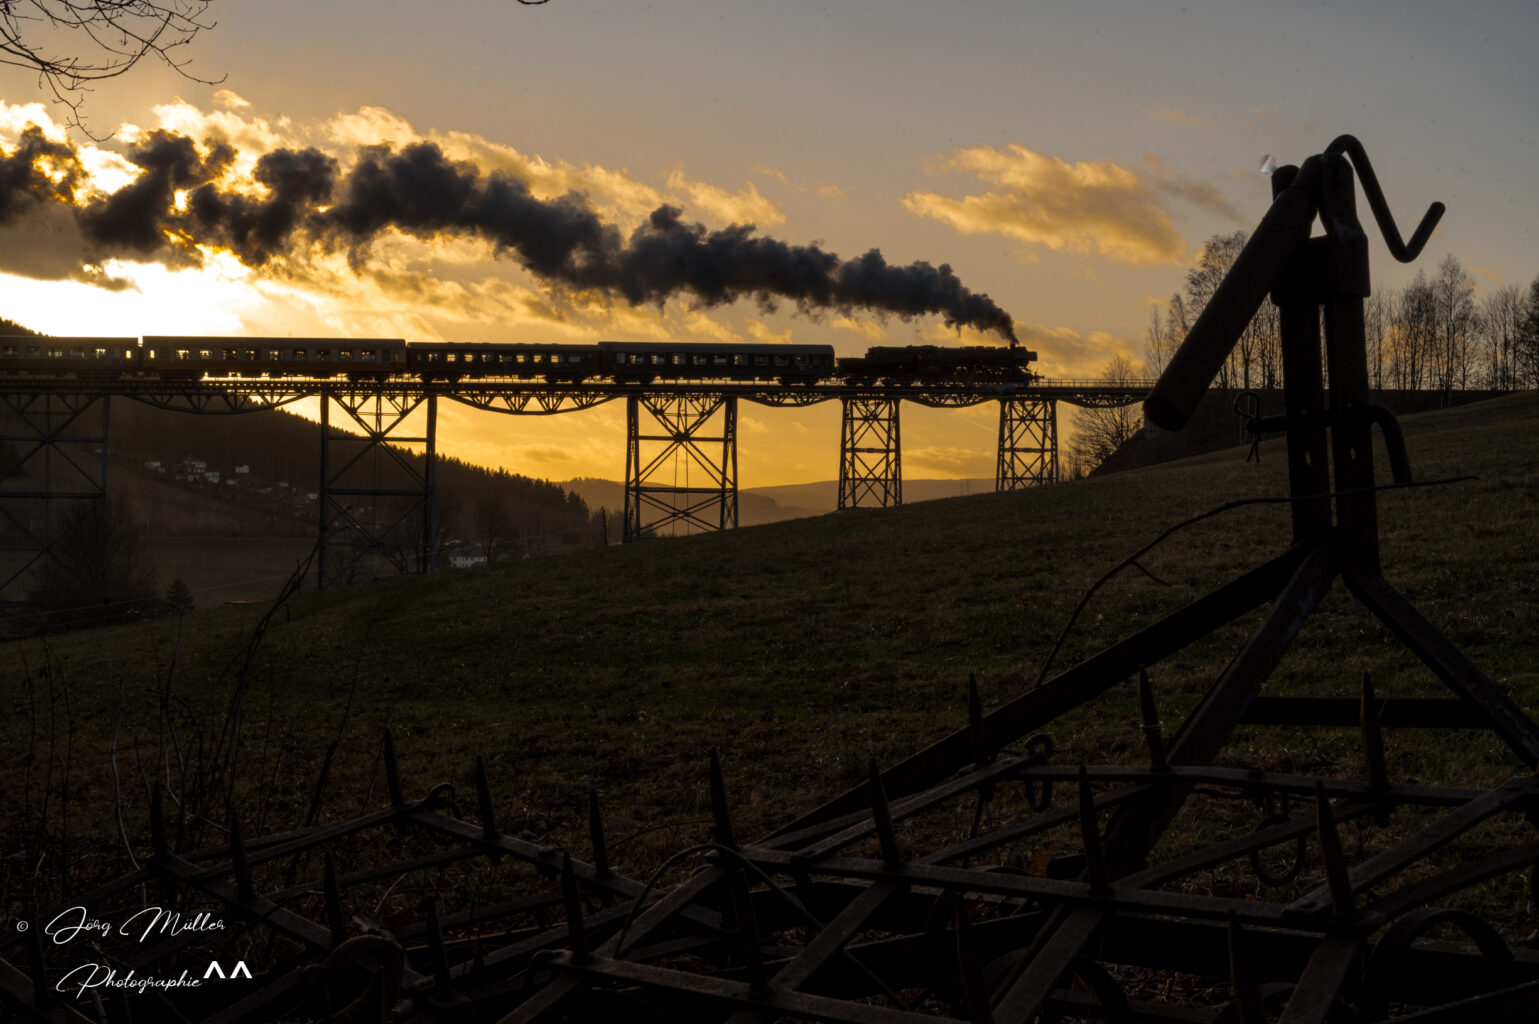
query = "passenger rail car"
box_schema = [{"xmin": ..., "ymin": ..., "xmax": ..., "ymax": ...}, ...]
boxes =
[
  {"xmin": 410, "ymin": 343, "xmax": 601, "ymax": 383},
  {"xmin": 0, "ymin": 337, "xmax": 141, "ymax": 375},
  {"xmin": 142, "ymin": 338, "xmax": 408, "ymax": 380},
  {"xmin": 598, "ymin": 341, "xmax": 834, "ymax": 384}
]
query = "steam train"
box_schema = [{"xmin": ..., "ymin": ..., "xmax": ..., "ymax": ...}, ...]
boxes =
[{"xmin": 0, "ymin": 337, "xmax": 1036, "ymax": 385}]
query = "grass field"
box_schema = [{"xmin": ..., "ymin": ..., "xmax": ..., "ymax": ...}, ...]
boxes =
[{"xmin": 3, "ymin": 391, "xmax": 1535, "ymax": 917}]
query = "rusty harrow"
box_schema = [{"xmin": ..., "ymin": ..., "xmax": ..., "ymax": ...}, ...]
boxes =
[{"xmin": 5, "ymin": 135, "xmax": 1539, "ymax": 1022}]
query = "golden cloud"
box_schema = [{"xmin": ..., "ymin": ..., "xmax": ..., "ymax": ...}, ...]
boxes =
[
  {"xmin": 832, "ymin": 316, "xmax": 886, "ymax": 342},
  {"xmin": 903, "ymin": 145, "xmax": 1189, "ymax": 266},
  {"xmin": 746, "ymin": 319, "xmax": 793, "ymax": 345},
  {"xmin": 666, "ymin": 169, "xmax": 785, "ymax": 227}
]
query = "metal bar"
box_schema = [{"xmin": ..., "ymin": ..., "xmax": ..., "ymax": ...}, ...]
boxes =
[
  {"xmin": 1241, "ymin": 696, "xmax": 1489, "ymax": 728},
  {"xmin": 1275, "ymin": 934, "xmax": 1365, "ymax": 1024}
]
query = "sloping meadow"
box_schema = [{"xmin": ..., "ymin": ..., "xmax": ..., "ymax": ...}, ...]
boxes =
[{"xmin": 4, "ymin": 392, "xmax": 1535, "ymax": 899}]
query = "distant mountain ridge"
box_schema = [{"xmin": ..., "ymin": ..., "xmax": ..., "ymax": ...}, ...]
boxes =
[{"xmin": 563, "ymin": 476, "xmax": 998, "ymax": 528}]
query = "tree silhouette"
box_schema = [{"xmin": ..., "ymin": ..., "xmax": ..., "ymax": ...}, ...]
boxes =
[
  {"xmin": 1, "ymin": 0, "xmax": 220, "ymax": 133},
  {"xmin": 27, "ymin": 498, "xmax": 159, "ymax": 630},
  {"xmin": 1068, "ymin": 354, "xmax": 1146, "ymax": 475}
]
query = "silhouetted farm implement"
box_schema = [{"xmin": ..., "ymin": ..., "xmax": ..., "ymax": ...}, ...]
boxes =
[{"xmin": 5, "ymin": 137, "xmax": 1538, "ymax": 1022}]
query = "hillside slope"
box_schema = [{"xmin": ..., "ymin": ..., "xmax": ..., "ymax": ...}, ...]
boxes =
[{"xmin": 3, "ymin": 391, "xmax": 1534, "ymax": 884}]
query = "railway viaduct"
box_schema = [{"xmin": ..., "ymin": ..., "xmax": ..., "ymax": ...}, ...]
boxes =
[{"xmin": 0, "ymin": 370, "xmax": 1150, "ymax": 594}]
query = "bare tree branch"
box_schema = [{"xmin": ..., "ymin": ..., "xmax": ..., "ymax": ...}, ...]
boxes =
[{"xmin": 1, "ymin": 0, "xmax": 221, "ymax": 136}]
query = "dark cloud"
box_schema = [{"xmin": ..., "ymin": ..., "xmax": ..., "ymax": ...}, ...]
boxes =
[
  {"xmin": 0, "ymin": 126, "xmax": 84, "ymax": 224},
  {"xmin": 0, "ymin": 129, "xmax": 1018, "ymax": 342}
]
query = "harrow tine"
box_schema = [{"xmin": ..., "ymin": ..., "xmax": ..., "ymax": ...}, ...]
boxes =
[
  {"xmin": 869, "ymin": 759, "xmax": 904, "ymax": 870},
  {"xmin": 968, "ymin": 673, "xmax": 992, "ymax": 770},
  {"xmin": 1226, "ymin": 910, "xmax": 1266, "ymax": 1024},
  {"xmin": 1315, "ymin": 782, "xmax": 1354, "ymax": 917},
  {"xmin": 560, "ymin": 852, "xmax": 591, "ymax": 964},
  {"xmin": 1361, "ymin": 672, "xmax": 1389, "ymax": 798},
  {"xmin": 1139, "ymin": 667, "xmax": 1170, "ymax": 774},
  {"xmin": 474, "ymin": 755, "xmax": 501, "ymax": 846},
  {"xmin": 711, "ymin": 748, "xmax": 736, "ymax": 849},
  {"xmin": 230, "ymin": 811, "xmax": 255, "ymax": 904},
  {"xmin": 589, "ymin": 789, "xmax": 611, "ymax": 880},
  {"xmin": 426, "ymin": 897, "xmax": 454, "ymax": 993},
  {"xmin": 1078, "ymin": 767, "xmax": 1109, "ymax": 894}
]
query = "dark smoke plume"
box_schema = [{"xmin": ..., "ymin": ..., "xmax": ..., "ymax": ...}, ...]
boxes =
[{"xmin": 0, "ymin": 129, "xmax": 1018, "ymax": 342}]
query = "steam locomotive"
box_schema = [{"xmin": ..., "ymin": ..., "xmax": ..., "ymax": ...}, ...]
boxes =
[{"xmin": 0, "ymin": 337, "xmax": 1036, "ymax": 385}]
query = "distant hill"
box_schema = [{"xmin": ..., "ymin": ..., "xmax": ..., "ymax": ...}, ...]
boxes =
[{"xmin": 564, "ymin": 475, "xmax": 999, "ymax": 527}]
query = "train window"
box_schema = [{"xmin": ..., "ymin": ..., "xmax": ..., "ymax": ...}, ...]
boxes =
[
  {"xmin": 243, "ymin": 349, "xmax": 258, "ymax": 360},
  {"xmin": 794, "ymin": 355, "xmax": 808, "ymax": 366},
  {"xmin": 221, "ymin": 349, "xmax": 236, "ymax": 360},
  {"xmin": 199, "ymin": 349, "xmax": 213, "ymax": 360},
  {"xmin": 340, "ymin": 350, "xmax": 353, "ymax": 361},
  {"xmin": 734, "ymin": 354, "xmax": 747, "ymax": 366},
  {"xmin": 292, "ymin": 349, "xmax": 307, "ymax": 360},
  {"xmin": 775, "ymin": 355, "xmax": 788, "ymax": 367},
  {"xmin": 0, "ymin": 346, "xmax": 15, "ymax": 358},
  {"xmin": 533, "ymin": 353, "xmax": 545, "ymax": 364},
  {"xmin": 652, "ymin": 354, "xmax": 666, "ymax": 366},
  {"xmin": 714, "ymin": 354, "xmax": 727, "ymax": 365},
  {"xmin": 691, "ymin": 354, "xmax": 705, "ymax": 366},
  {"xmin": 753, "ymin": 355, "xmax": 767, "ymax": 366},
  {"xmin": 70, "ymin": 348, "xmax": 85, "ymax": 359},
  {"xmin": 361, "ymin": 349, "xmax": 376, "ymax": 361},
  {"xmin": 515, "ymin": 353, "xmax": 526, "ymax": 364},
  {"xmin": 93, "ymin": 348, "xmax": 107, "ymax": 359},
  {"xmin": 267, "ymin": 349, "xmax": 282, "ymax": 360},
  {"xmin": 175, "ymin": 349, "xmax": 190, "ymax": 360},
  {"xmin": 446, "ymin": 353, "xmax": 458, "ymax": 362},
  {"xmin": 672, "ymin": 354, "xmax": 686, "ymax": 366}
]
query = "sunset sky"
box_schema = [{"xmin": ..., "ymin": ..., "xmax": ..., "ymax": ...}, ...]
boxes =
[{"xmin": 1, "ymin": 1, "xmax": 1534, "ymax": 487}]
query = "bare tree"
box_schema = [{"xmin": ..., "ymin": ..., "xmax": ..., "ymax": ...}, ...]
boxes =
[
  {"xmin": 1181, "ymin": 232, "xmax": 1280, "ymax": 391},
  {"xmin": 1430, "ymin": 254, "xmax": 1477, "ymax": 392},
  {"xmin": 26, "ymin": 498, "xmax": 159, "ymax": 630},
  {"xmin": 1068, "ymin": 354, "xmax": 1146, "ymax": 474},
  {"xmin": 1522, "ymin": 277, "xmax": 1539, "ymax": 387},
  {"xmin": 1476, "ymin": 284, "xmax": 1525, "ymax": 390},
  {"xmin": 471, "ymin": 497, "xmax": 512, "ymax": 563},
  {"xmin": 1, "ymin": 0, "xmax": 219, "ymax": 133},
  {"xmin": 1364, "ymin": 287, "xmax": 1395, "ymax": 390},
  {"xmin": 1390, "ymin": 272, "xmax": 1435, "ymax": 390},
  {"xmin": 1143, "ymin": 294, "xmax": 1187, "ymax": 377}
]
